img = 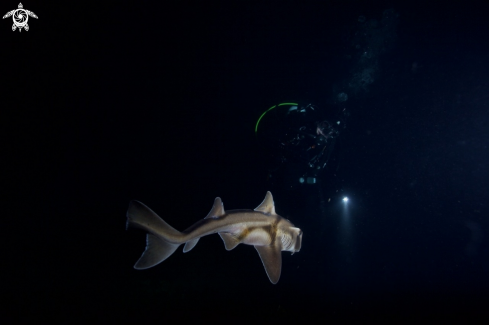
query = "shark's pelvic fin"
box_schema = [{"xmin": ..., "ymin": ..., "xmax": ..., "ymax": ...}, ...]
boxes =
[
  {"xmin": 254, "ymin": 191, "xmax": 276, "ymax": 216},
  {"xmin": 134, "ymin": 234, "xmax": 180, "ymax": 269},
  {"xmin": 255, "ymin": 242, "xmax": 282, "ymax": 284},
  {"xmin": 219, "ymin": 233, "xmax": 241, "ymax": 250}
]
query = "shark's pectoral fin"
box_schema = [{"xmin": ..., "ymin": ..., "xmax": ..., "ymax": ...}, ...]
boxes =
[
  {"xmin": 219, "ymin": 233, "xmax": 240, "ymax": 250},
  {"xmin": 134, "ymin": 234, "xmax": 180, "ymax": 269},
  {"xmin": 255, "ymin": 244, "xmax": 282, "ymax": 284},
  {"xmin": 183, "ymin": 238, "xmax": 200, "ymax": 253}
]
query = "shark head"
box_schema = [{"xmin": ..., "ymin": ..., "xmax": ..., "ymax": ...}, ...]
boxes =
[{"xmin": 289, "ymin": 226, "xmax": 303, "ymax": 254}]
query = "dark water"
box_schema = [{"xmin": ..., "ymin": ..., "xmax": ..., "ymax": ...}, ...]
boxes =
[{"xmin": 3, "ymin": 1, "xmax": 488, "ymax": 322}]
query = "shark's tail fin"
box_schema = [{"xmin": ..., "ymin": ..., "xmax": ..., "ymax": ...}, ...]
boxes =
[
  {"xmin": 134, "ymin": 233, "xmax": 180, "ymax": 269},
  {"xmin": 126, "ymin": 200, "xmax": 183, "ymax": 269}
]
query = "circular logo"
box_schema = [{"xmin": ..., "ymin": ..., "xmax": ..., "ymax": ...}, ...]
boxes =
[{"xmin": 13, "ymin": 9, "xmax": 27, "ymax": 27}]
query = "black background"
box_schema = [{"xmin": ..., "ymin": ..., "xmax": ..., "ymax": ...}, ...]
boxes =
[{"xmin": 2, "ymin": 0, "xmax": 489, "ymax": 322}]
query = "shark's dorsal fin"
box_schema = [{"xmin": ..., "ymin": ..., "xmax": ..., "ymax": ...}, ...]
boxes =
[
  {"xmin": 255, "ymin": 242, "xmax": 282, "ymax": 284},
  {"xmin": 204, "ymin": 197, "xmax": 225, "ymax": 219},
  {"xmin": 254, "ymin": 191, "xmax": 276, "ymax": 216},
  {"xmin": 219, "ymin": 233, "xmax": 240, "ymax": 250}
]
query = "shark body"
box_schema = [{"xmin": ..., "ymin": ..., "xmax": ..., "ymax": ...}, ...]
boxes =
[{"xmin": 126, "ymin": 191, "xmax": 302, "ymax": 284}]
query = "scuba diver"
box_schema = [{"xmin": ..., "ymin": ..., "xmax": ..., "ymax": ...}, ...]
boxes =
[{"xmin": 255, "ymin": 102, "xmax": 349, "ymax": 190}]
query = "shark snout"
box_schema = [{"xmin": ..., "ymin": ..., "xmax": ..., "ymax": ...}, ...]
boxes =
[
  {"xmin": 286, "ymin": 227, "xmax": 302, "ymax": 254},
  {"xmin": 294, "ymin": 230, "xmax": 303, "ymax": 252}
]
